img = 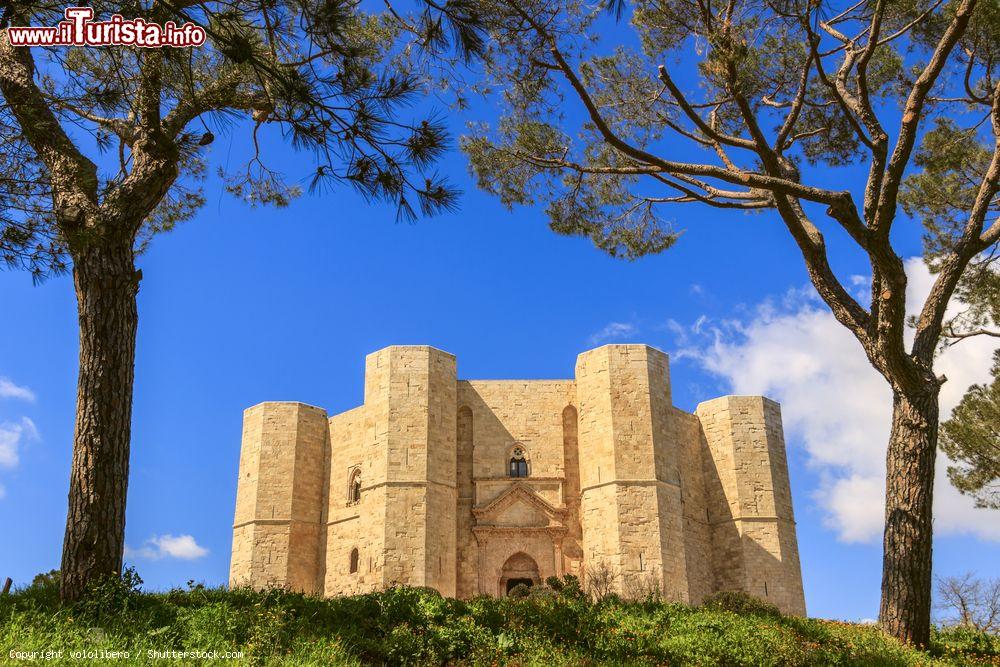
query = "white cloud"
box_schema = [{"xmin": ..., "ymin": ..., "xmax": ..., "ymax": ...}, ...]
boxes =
[
  {"xmin": 0, "ymin": 417, "xmax": 38, "ymax": 469},
  {"xmin": 0, "ymin": 378, "xmax": 35, "ymax": 402},
  {"xmin": 126, "ymin": 534, "xmax": 209, "ymax": 561},
  {"xmin": 588, "ymin": 321, "xmax": 639, "ymax": 345},
  {"xmin": 0, "ymin": 416, "xmax": 38, "ymax": 502},
  {"xmin": 680, "ymin": 258, "xmax": 1000, "ymax": 543}
]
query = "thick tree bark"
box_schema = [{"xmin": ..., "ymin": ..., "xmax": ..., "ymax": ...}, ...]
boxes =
[
  {"xmin": 879, "ymin": 385, "xmax": 940, "ymax": 646},
  {"xmin": 59, "ymin": 240, "xmax": 140, "ymax": 602}
]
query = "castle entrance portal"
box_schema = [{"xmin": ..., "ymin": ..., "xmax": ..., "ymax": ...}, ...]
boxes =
[{"xmin": 500, "ymin": 552, "xmax": 540, "ymax": 595}]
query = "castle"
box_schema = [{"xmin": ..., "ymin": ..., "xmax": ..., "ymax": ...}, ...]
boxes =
[{"xmin": 229, "ymin": 344, "xmax": 806, "ymax": 614}]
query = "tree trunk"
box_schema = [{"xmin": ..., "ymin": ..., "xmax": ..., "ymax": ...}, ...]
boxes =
[
  {"xmin": 59, "ymin": 240, "xmax": 139, "ymax": 602},
  {"xmin": 879, "ymin": 386, "xmax": 939, "ymax": 646}
]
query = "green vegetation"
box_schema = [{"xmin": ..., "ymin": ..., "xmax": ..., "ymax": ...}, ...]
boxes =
[{"xmin": 1, "ymin": 572, "xmax": 996, "ymax": 666}]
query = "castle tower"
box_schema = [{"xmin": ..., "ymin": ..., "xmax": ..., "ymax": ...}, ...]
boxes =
[
  {"xmin": 230, "ymin": 401, "xmax": 329, "ymax": 593},
  {"xmin": 361, "ymin": 346, "xmax": 458, "ymax": 595},
  {"xmin": 575, "ymin": 344, "xmax": 689, "ymax": 600},
  {"xmin": 695, "ymin": 396, "xmax": 806, "ymax": 615}
]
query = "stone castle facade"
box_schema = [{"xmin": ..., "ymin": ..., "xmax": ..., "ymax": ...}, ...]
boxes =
[{"xmin": 229, "ymin": 344, "xmax": 806, "ymax": 614}]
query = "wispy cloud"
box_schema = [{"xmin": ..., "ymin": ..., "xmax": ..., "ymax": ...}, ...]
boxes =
[
  {"xmin": 588, "ymin": 321, "xmax": 639, "ymax": 345},
  {"xmin": 0, "ymin": 378, "xmax": 35, "ymax": 402},
  {"xmin": 0, "ymin": 416, "xmax": 39, "ymax": 502},
  {"xmin": 126, "ymin": 534, "xmax": 209, "ymax": 561},
  {"xmin": 675, "ymin": 258, "xmax": 1000, "ymax": 544},
  {"xmin": 0, "ymin": 417, "xmax": 38, "ymax": 469}
]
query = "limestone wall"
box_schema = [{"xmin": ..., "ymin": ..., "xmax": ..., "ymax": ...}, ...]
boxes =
[
  {"xmin": 425, "ymin": 350, "xmax": 459, "ymax": 595},
  {"xmin": 457, "ymin": 380, "xmax": 578, "ymax": 591},
  {"xmin": 456, "ymin": 405, "xmax": 476, "ymax": 598},
  {"xmin": 458, "ymin": 380, "xmax": 576, "ymax": 480},
  {"xmin": 323, "ymin": 405, "xmax": 368, "ymax": 595},
  {"xmin": 561, "ymin": 405, "xmax": 584, "ymax": 578},
  {"xmin": 696, "ymin": 396, "xmax": 806, "ymax": 615},
  {"xmin": 672, "ymin": 408, "xmax": 714, "ymax": 603}
]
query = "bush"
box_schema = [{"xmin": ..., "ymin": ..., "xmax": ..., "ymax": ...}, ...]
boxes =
[
  {"xmin": 547, "ymin": 574, "xmax": 585, "ymax": 600},
  {"xmin": 72, "ymin": 566, "xmax": 146, "ymax": 624},
  {"xmin": 527, "ymin": 586, "xmax": 556, "ymax": 600},
  {"xmin": 507, "ymin": 583, "xmax": 531, "ymax": 598},
  {"xmin": 931, "ymin": 624, "xmax": 1000, "ymax": 661},
  {"xmin": 702, "ymin": 590, "xmax": 783, "ymax": 618},
  {"xmin": 9, "ymin": 570, "xmax": 61, "ymax": 609}
]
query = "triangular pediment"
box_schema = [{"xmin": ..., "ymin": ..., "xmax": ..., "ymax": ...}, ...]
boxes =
[
  {"xmin": 473, "ymin": 483, "xmax": 565, "ymax": 528},
  {"xmin": 493, "ymin": 497, "xmax": 549, "ymax": 527}
]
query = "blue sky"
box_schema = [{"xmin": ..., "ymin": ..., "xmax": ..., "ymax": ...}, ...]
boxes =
[{"xmin": 1, "ymin": 22, "xmax": 999, "ymax": 622}]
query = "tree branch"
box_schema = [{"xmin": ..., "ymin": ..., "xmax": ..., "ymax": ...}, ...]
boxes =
[
  {"xmin": 942, "ymin": 327, "xmax": 1000, "ymax": 342},
  {"xmin": 913, "ymin": 80, "xmax": 1000, "ymax": 361},
  {"xmin": 873, "ymin": 0, "xmax": 977, "ymax": 235},
  {"xmin": 656, "ymin": 65, "xmax": 756, "ymax": 150},
  {"xmin": 542, "ymin": 41, "xmax": 852, "ymax": 207},
  {"xmin": 162, "ymin": 67, "xmax": 267, "ymax": 138},
  {"xmin": 0, "ymin": 30, "xmax": 99, "ymax": 235},
  {"xmin": 51, "ymin": 101, "xmax": 136, "ymax": 144}
]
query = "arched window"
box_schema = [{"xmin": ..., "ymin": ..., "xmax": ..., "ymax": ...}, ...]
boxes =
[
  {"xmin": 348, "ymin": 469, "xmax": 361, "ymax": 504},
  {"xmin": 509, "ymin": 445, "xmax": 529, "ymax": 478},
  {"xmin": 349, "ymin": 548, "xmax": 359, "ymax": 574}
]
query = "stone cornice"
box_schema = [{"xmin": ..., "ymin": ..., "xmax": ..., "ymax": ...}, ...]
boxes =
[
  {"xmin": 580, "ymin": 478, "xmax": 681, "ymax": 493},
  {"xmin": 472, "ymin": 525, "xmax": 568, "ymax": 536},
  {"xmin": 474, "ymin": 476, "xmax": 564, "ymax": 483}
]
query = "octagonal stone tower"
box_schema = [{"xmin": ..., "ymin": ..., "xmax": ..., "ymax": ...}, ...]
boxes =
[
  {"xmin": 575, "ymin": 345, "xmax": 692, "ymax": 601},
  {"xmin": 695, "ymin": 395, "xmax": 806, "ymax": 614},
  {"xmin": 230, "ymin": 401, "xmax": 328, "ymax": 593}
]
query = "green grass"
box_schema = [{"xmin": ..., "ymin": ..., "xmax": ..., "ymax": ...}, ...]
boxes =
[{"xmin": 1, "ymin": 572, "xmax": 996, "ymax": 666}]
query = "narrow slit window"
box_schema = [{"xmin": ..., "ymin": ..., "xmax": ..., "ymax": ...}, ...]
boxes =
[
  {"xmin": 348, "ymin": 469, "xmax": 361, "ymax": 504},
  {"xmin": 349, "ymin": 548, "xmax": 359, "ymax": 574}
]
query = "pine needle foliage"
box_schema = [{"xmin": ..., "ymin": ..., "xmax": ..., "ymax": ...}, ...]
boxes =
[{"xmin": 0, "ymin": 0, "xmax": 486, "ymax": 279}]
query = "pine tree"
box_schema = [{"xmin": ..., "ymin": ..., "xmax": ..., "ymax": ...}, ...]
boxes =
[
  {"xmin": 461, "ymin": 0, "xmax": 999, "ymax": 645},
  {"xmin": 0, "ymin": 0, "xmax": 483, "ymax": 602}
]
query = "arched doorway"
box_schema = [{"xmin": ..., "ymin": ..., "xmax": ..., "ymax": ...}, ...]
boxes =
[{"xmin": 499, "ymin": 552, "xmax": 540, "ymax": 595}]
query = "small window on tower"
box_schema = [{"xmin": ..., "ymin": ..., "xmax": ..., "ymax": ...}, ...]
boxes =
[
  {"xmin": 349, "ymin": 548, "xmax": 359, "ymax": 574},
  {"xmin": 509, "ymin": 445, "xmax": 528, "ymax": 478},
  {"xmin": 348, "ymin": 468, "xmax": 361, "ymax": 504}
]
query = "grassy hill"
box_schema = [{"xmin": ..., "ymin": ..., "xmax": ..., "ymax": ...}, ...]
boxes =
[{"xmin": 1, "ymin": 572, "xmax": 997, "ymax": 665}]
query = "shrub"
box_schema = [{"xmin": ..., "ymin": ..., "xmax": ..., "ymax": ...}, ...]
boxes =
[
  {"xmin": 73, "ymin": 566, "xmax": 145, "ymax": 624},
  {"xmin": 702, "ymin": 590, "xmax": 782, "ymax": 618},
  {"xmin": 931, "ymin": 624, "xmax": 1000, "ymax": 662},
  {"xmin": 507, "ymin": 583, "xmax": 531, "ymax": 598},
  {"xmin": 10, "ymin": 570, "xmax": 61, "ymax": 610},
  {"xmin": 547, "ymin": 574, "xmax": 585, "ymax": 600}
]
